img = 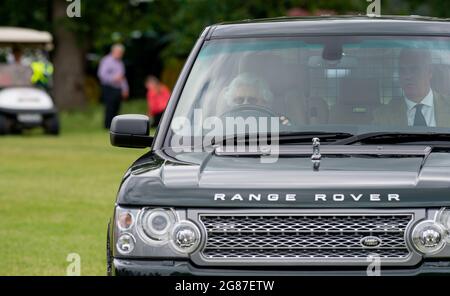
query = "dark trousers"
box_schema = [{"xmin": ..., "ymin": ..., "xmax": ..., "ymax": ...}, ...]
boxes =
[
  {"xmin": 152, "ymin": 112, "xmax": 163, "ymax": 128},
  {"xmin": 102, "ymin": 85, "xmax": 122, "ymax": 129}
]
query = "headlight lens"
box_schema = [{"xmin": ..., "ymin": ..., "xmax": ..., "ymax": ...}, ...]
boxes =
[
  {"xmin": 138, "ymin": 208, "xmax": 176, "ymax": 243},
  {"xmin": 170, "ymin": 221, "xmax": 201, "ymax": 254},
  {"xmin": 437, "ymin": 208, "xmax": 450, "ymax": 242},
  {"xmin": 411, "ymin": 220, "xmax": 446, "ymax": 255},
  {"xmin": 116, "ymin": 233, "xmax": 135, "ymax": 254},
  {"xmin": 115, "ymin": 206, "xmax": 202, "ymax": 257}
]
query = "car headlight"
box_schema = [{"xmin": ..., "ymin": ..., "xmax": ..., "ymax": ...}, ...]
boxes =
[
  {"xmin": 411, "ymin": 220, "xmax": 446, "ymax": 255},
  {"xmin": 437, "ymin": 208, "xmax": 450, "ymax": 243},
  {"xmin": 138, "ymin": 208, "xmax": 176, "ymax": 243},
  {"xmin": 170, "ymin": 221, "xmax": 201, "ymax": 254},
  {"xmin": 114, "ymin": 206, "xmax": 202, "ymax": 257}
]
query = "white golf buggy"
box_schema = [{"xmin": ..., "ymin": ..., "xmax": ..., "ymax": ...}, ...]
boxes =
[{"xmin": 0, "ymin": 27, "xmax": 59, "ymax": 135}]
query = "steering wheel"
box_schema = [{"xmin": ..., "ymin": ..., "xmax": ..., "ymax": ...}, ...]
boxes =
[
  {"xmin": 221, "ymin": 104, "xmax": 278, "ymax": 118},
  {"xmin": 219, "ymin": 104, "xmax": 292, "ymax": 130}
]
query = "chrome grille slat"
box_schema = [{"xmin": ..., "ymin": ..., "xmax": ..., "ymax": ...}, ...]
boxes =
[
  {"xmin": 202, "ymin": 248, "xmax": 410, "ymax": 259},
  {"xmin": 202, "ymin": 215, "xmax": 411, "ymax": 233},
  {"xmin": 194, "ymin": 211, "xmax": 419, "ymax": 265},
  {"xmin": 206, "ymin": 233, "xmax": 406, "ymax": 249}
]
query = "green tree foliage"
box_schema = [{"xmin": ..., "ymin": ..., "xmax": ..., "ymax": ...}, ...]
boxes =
[
  {"xmin": 1, "ymin": 0, "xmax": 449, "ymax": 58},
  {"xmin": 159, "ymin": 0, "xmax": 367, "ymax": 59},
  {"xmin": 0, "ymin": 0, "xmax": 51, "ymax": 31},
  {"xmin": 0, "ymin": 0, "xmax": 449, "ymax": 109}
]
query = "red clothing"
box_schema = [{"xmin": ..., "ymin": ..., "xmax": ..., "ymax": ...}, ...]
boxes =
[{"xmin": 146, "ymin": 84, "xmax": 170, "ymax": 116}]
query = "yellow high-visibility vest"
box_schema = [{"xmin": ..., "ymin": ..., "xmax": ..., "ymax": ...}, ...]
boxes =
[{"xmin": 31, "ymin": 61, "xmax": 53, "ymax": 85}]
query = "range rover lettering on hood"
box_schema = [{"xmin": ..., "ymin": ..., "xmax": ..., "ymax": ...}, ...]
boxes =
[{"xmin": 213, "ymin": 193, "xmax": 401, "ymax": 202}]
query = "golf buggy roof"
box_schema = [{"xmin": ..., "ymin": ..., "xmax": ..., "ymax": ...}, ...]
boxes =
[{"xmin": 0, "ymin": 27, "xmax": 53, "ymax": 49}]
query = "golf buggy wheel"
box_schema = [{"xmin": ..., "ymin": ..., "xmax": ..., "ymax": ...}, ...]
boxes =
[
  {"xmin": 43, "ymin": 115, "xmax": 60, "ymax": 135},
  {"xmin": 0, "ymin": 115, "xmax": 10, "ymax": 135}
]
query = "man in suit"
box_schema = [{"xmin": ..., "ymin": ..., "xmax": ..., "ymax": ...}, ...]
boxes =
[{"xmin": 373, "ymin": 48, "xmax": 450, "ymax": 127}]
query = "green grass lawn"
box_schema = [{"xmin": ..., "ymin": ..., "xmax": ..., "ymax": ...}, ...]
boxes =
[{"xmin": 0, "ymin": 99, "xmax": 149, "ymax": 275}]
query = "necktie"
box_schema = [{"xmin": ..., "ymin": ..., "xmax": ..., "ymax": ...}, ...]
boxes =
[{"xmin": 413, "ymin": 104, "xmax": 427, "ymax": 127}]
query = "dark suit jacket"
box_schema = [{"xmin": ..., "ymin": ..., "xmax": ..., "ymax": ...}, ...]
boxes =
[{"xmin": 373, "ymin": 91, "xmax": 450, "ymax": 127}]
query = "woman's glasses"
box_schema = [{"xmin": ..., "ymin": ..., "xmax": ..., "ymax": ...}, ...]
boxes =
[{"xmin": 232, "ymin": 95, "xmax": 262, "ymax": 105}]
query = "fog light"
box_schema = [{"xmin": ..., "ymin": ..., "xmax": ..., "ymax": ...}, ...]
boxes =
[
  {"xmin": 117, "ymin": 211, "xmax": 134, "ymax": 230},
  {"xmin": 170, "ymin": 221, "xmax": 201, "ymax": 253},
  {"xmin": 412, "ymin": 220, "xmax": 446, "ymax": 255},
  {"xmin": 116, "ymin": 233, "xmax": 135, "ymax": 254}
]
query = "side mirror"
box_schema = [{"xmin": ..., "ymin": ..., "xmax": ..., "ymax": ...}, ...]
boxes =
[{"xmin": 110, "ymin": 114, "xmax": 154, "ymax": 148}]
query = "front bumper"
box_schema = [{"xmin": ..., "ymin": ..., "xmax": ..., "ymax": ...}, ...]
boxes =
[
  {"xmin": 0, "ymin": 106, "xmax": 57, "ymax": 116},
  {"xmin": 0, "ymin": 107, "xmax": 57, "ymax": 128},
  {"xmin": 112, "ymin": 258, "xmax": 450, "ymax": 276}
]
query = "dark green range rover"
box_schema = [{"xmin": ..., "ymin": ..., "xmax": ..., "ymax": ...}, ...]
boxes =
[{"xmin": 107, "ymin": 16, "xmax": 450, "ymax": 276}]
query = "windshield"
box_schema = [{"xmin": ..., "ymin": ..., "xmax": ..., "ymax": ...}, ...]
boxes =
[
  {"xmin": 0, "ymin": 64, "xmax": 32, "ymax": 87},
  {"xmin": 170, "ymin": 36, "xmax": 450, "ymax": 147}
]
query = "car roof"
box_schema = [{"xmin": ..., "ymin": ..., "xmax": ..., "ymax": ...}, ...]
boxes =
[{"xmin": 208, "ymin": 15, "xmax": 450, "ymax": 39}]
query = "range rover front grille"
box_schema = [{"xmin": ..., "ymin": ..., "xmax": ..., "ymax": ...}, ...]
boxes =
[{"xmin": 189, "ymin": 210, "xmax": 422, "ymax": 266}]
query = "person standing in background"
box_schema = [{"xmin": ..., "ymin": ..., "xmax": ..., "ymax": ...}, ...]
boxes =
[
  {"xmin": 97, "ymin": 44, "xmax": 129, "ymax": 129},
  {"xmin": 145, "ymin": 75, "xmax": 171, "ymax": 127},
  {"xmin": 7, "ymin": 47, "xmax": 33, "ymax": 86}
]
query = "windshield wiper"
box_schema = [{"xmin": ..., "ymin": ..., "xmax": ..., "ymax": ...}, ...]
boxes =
[
  {"xmin": 210, "ymin": 131, "xmax": 354, "ymax": 146},
  {"xmin": 333, "ymin": 132, "xmax": 450, "ymax": 145}
]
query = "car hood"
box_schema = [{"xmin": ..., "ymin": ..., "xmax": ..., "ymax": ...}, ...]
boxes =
[{"xmin": 117, "ymin": 145, "xmax": 450, "ymax": 208}]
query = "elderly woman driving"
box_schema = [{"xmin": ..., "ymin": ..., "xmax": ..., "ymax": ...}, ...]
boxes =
[
  {"xmin": 225, "ymin": 73, "xmax": 273, "ymax": 108},
  {"xmin": 223, "ymin": 72, "xmax": 290, "ymax": 125}
]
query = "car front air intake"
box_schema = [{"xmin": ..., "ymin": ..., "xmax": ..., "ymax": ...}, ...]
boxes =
[{"xmin": 188, "ymin": 209, "xmax": 424, "ymax": 267}]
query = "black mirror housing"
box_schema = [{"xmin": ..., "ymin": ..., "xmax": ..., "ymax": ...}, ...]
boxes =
[{"xmin": 110, "ymin": 114, "xmax": 154, "ymax": 148}]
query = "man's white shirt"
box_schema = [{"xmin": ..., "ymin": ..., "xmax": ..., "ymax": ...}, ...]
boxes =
[{"xmin": 404, "ymin": 89, "xmax": 436, "ymax": 127}]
